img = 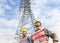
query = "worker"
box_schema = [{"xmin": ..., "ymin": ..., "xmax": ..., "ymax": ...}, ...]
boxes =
[
  {"xmin": 20, "ymin": 28, "xmax": 30, "ymax": 43},
  {"xmin": 31, "ymin": 20, "xmax": 58, "ymax": 43}
]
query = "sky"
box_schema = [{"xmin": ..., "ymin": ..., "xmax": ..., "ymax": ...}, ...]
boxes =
[{"xmin": 0, "ymin": 0, "xmax": 60, "ymax": 43}]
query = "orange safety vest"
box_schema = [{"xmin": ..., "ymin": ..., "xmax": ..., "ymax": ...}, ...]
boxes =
[
  {"xmin": 31, "ymin": 29, "xmax": 48, "ymax": 43},
  {"xmin": 20, "ymin": 37, "xmax": 28, "ymax": 43}
]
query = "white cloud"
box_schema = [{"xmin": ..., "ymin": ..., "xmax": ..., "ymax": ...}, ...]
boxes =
[
  {"xmin": 5, "ymin": 5, "xmax": 12, "ymax": 10},
  {"xmin": 0, "ymin": 0, "xmax": 7, "ymax": 4},
  {"xmin": 0, "ymin": 0, "xmax": 19, "ymax": 43},
  {"xmin": 0, "ymin": 18, "xmax": 18, "ymax": 27},
  {"xmin": 0, "ymin": 29, "xmax": 15, "ymax": 43},
  {"xmin": 48, "ymin": 0, "xmax": 60, "ymax": 2},
  {"xmin": 0, "ymin": 8, "xmax": 5, "ymax": 16},
  {"xmin": 45, "ymin": 8, "xmax": 60, "ymax": 25},
  {"xmin": 0, "ymin": 0, "xmax": 12, "ymax": 16},
  {"xmin": 13, "ymin": 7, "xmax": 20, "ymax": 20},
  {"xmin": 31, "ymin": 0, "xmax": 47, "ymax": 19},
  {"xmin": 31, "ymin": 0, "xmax": 47, "ymax": 7},
  {"xmin": 0, "ymin": 18, "xmax": 19, "ymax": 43}
]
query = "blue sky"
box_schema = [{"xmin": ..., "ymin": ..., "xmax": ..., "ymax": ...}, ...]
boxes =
[
  {"xmin": 0, "ymin": 0, "xmax": 20, "ymax": 20},
  {"xmin": 0, "ymin": 0, "xmax": 60, "ymax": 43}
]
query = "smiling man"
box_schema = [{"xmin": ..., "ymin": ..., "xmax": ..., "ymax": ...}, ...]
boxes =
[{"xmin": 31, "ymin": 20, "xmax": 58, "ymax": 43}]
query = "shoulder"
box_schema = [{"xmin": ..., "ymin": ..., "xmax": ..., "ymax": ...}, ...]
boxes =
[
  {"xmin": 43, "ymin": 27, "xmax": 48, "ymax": 31},
  {"xmin": 43, "ymin": 27, "xmax": 52, "ymax": 32}
]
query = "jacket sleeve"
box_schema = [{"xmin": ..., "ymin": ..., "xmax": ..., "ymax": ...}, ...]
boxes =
[
  {"xmin": 44, "ymin": 28, "xmax": 58, "ymax": 42},
  {"xmin": 27, "ymin": 36, "xmax": 31, "ymax": 43}
]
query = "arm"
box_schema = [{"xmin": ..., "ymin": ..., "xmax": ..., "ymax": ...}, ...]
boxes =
[
  {"xmin": 27, "ymin": 36, "xmax": 31, "ymax": 43},
  {"xmin": 44, "ymin": 28, "xmax": 58, "ymax": 43},
  {"xmin": 30, "ymin": 36, "xmax": 33, "ymax": 43}
]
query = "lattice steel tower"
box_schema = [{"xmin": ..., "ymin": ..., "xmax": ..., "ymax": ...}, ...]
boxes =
[{"xmin": 14, "ymin": 0, "xmax": 36, "ymax": 41}]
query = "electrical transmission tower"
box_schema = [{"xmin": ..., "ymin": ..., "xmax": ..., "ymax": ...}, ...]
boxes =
[{"xmin": 14, "ymin": 0, "xmax": 36, "ymax": 42}]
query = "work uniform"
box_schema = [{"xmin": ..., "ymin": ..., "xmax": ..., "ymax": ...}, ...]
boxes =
[
  {"xmin": 31, "ymin": 27, "xmax": 58, "ymax": 43},
  {"xmin": 20, "ymin": 36, "xmax": 30, "ymax": 43}
]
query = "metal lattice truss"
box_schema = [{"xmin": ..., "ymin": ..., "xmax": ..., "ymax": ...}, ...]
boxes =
[{"xmin": 14, "ymin": 0, "xmax": 36, "ymax": 41}]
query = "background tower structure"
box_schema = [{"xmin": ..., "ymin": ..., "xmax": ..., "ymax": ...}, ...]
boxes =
[{"xmin": 14, "ymin": 0, "xmax": 36, "ymax": 41}]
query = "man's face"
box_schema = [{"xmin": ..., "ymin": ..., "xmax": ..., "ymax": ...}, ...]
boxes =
[
  {"xmin": 35, "ymin": 23, "xmax": 41, "ymax": 29},
  {"xmin": 22, "ymin": 32, "xmax": 27, "ymax": 35}
]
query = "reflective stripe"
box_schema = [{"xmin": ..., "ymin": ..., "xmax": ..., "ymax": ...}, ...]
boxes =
[
  {"xmin": 20, "ymin": 37, "xmax": 28, "ymax": 43},
  {"xmin": 33, "ymin": 34, "xmax": 46, "ymax": 41},
  {"xmin": 20, "ymin": 39, "xmax": 27, "ymax": 42},
  {"xmin": 32, "ymin": 29, "xmax": 48, "ymax": 43},
  {"xmin": 32, "ymin": 29, "xmax": 44, "ymax": 37},
  {"xmin": 32, "ymin": 29, "xmax": 45, "ymax": 40}
]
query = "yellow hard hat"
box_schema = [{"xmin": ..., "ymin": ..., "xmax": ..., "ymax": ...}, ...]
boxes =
[
  {"xmin": 34, "ymin": 20, "xmax": 41, "ymax": 25},
  {"xmin": 22, "ymin": 28, "xmax": 27, "ymax": 32}
]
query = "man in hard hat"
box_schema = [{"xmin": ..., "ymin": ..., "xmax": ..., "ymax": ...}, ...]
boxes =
[
  {"xmin": 31, "ymin": 20, "xmax": 58, "ymax": 43},
  {"xmin": 20, "ymin": 28, "xmax": 30, "ymax": 43}
]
